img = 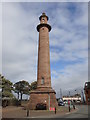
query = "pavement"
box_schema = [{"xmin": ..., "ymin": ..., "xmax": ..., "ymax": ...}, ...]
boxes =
[
  {"xmin": 2, "ymin": 105, "xmax": 73, "ymax": 118},
  {"xmin": 1, "ymin": 105, "xmax": 89, "ymax": 119}
]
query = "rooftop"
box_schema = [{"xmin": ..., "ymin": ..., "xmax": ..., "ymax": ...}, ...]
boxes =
[{"xmin": 39, "ymin": 12, "xmax": 49, "ymax": 21}]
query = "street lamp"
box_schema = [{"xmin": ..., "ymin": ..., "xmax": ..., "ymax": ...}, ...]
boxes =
[
  {"xmin": 75, "ymin": 89, "xmax": 79, "ymax": 101},
  {"xmin": 69, "ymin": 91, "xmax": 70, "ymax": 97},
  {"xmin": 60, "ymin": 88, "xmax": 63, "ymax": 100},
  {"xmin": 81, "ymin": 89, "xmax": 85, "ymax": 103}
]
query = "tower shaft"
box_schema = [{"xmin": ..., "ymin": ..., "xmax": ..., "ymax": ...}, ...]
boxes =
[{"xmin": 37, "ymin": 25, "xmax": 51, "ymax": 88}]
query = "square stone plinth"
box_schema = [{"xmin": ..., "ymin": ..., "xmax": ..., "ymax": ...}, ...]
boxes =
[{"xmin": 28, "ymin": 88, "xmax": 58, "ymax": 110}]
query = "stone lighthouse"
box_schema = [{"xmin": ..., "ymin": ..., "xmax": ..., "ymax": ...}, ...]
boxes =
[{"xmin": 28, "ymin": 13, "xmax": 58, "ymax": 110}]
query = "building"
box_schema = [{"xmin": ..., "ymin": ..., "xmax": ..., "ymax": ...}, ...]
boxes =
[
  {"xmin": 63, "ymin": 94, "xmax": 81, "ymax": 102},
  {"xmin": 28, "ymin": 13, "xmax": 58, "ymax": 110},
  {"xmin": 84, "ymin": 82, "xmax": 90, "ymax": 105}
]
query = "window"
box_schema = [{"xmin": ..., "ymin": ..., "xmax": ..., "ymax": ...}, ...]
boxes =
[
  {"xmin": 41, "ymin": 77, "xmax": 44, "ymax": 85},
  {"xmin": 42, "ymin": 17, "xmax": 45, "ymax": 21},
  {"xmin": 42, "ymin": 18, "xmax": 45, "ymax": 21},
  {"xmin": 42, "ymin": 27, "xmax": 44, "ymax": 30},
  {"xmin": 42, "ymin": 17, "xmax": 45, "ymax": 23}
]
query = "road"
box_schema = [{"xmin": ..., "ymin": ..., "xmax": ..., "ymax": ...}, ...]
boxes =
[{"xmin": 55, "ymin": 105, "xmax": 88, "ymax": 118}]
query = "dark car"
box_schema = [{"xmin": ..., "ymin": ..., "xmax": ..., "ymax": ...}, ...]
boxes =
[
  {"xmin": 36, "ymin": 103, "xmax": 47, "ymax": 110},
  {"xmin": 58, "ymin": 101, "xmax": 65, "ymax": 106}
]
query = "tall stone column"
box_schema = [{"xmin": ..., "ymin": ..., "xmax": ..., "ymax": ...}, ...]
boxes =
[
  {"xmin": 28, "ymin": 13, "xmax": 58, "ymax": 110},
  {"xmin": 37, "ymin": 13, "xmax": 51, "ymax": 88}
]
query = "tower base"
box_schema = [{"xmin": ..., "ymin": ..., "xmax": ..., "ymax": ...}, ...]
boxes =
[{"xmin": 28, "ymin": 87, "xmax": 58, "ymax": 110}]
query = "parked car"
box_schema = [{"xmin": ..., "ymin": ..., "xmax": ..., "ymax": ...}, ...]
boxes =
[
  {"xmin": 63, "ymin": 100, "xmax": 68, "ymax": 104},
  {"xmin": 36, "ymin": 103, "xmax": 47, "ymax": 110},
  {"xmin": 76, "ymin": 100, "xmax": 81, "ymax": 103},
  {"xmin": 58, "ymin": 101, "xmax": 65, "ymax": 106}
]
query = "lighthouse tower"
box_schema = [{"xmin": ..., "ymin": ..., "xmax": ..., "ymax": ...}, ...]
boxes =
[
  {"xmin": 28, "ymin": 13, "xmax": 58, "ymax": 110},
  {"xmin": 37, "ymin": 13, "xmax": 51, "ymax": 88}
]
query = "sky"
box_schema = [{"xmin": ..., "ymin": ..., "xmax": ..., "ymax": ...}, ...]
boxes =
[{"xmin": 1, "ymin": 1, "xmax": 88, "ymax": 98}]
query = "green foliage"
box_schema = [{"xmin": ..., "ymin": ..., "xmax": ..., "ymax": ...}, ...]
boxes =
[
  {"xmin": 10, "ymin": 98, "xmax": 21, "ymax": 106},
  {"xmin": 2, "ymin": 79, "xmax": 13, "ymax": 92},
  {"xmin": 2, "ymin": 98, "xmax": 21, "ymax": 107},
  {"xmin": 30, "ymin": 81, "xmax": 37, "ymax": 90},
  {"xmin": 2, "ymin": 91, "xmax": 14, "ymax": 97},
  {"xmin": 0, "ymin": 74, "xmax": 14, "ymax": 98},
  {"xmin": 14, "ymin": 80, "xmax": 30, "ymax": 94},
  {"xmin": 0, "ymin": 73, "xmax": 37, "ymax": 102},
  {"xmin": 13, "ymin": 80, "xmax": 30, "ymax": 101}
]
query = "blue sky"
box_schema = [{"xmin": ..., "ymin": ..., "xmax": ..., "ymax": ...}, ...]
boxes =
[{"xmin": 1, "ymin": 2, "xmax": 88, "ymax": 97}]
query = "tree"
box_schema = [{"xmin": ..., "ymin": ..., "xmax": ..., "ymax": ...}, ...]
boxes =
[
  {"xmin": 1, "ymin": 74, "xmax": 14, "ymax": 98},
  {"xmin": 13, "ymin": 80, "xmax": 30, "ymax": 101},
  {"xmin": 30, "ymin": 81, "xmax": 37, "ymax": 90},
  {"xmin": 13, "ymin": 80, "xmax": 37, "ymax": 101}
]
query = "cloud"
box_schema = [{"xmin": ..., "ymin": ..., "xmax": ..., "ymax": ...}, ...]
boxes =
[
  {"xmin": 52, "ymin": 59, "xmax": 88, "ymax": 97},
  {"xmin": 2, "ymin": 2, "xmax": 88, "ymax": 97},
  {"xmin": 50, "ymin": 2, "xmax": 88, "ymax": 64},
  {"xmin": 2, "ymin": 3, "xmax": 38, "ymax": 83}
]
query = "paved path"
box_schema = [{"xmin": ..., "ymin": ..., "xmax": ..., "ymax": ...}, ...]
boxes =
[
  {"xmin": 2, "ymin": 105, "xmax": 89, "ymax": 119},
  {"xmin": 2, "ymin": 106, "xmax": 69, "ymax": 118}
]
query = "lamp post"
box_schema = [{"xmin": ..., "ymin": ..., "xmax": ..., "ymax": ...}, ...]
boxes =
[
  {"xmin": 81, "ymin": 89, "xmax": 85, "ymax": 103},
  {"xmin": 60, "ymin": 88, "xmax": 62, "ymax": 99},
  {"xmin": 75, "ymin": 89, "xmax": 79, "ymax": 101},
  {"xmin": 68, "ymin": 91, "xmax": 70, "ymax": 101},
  {"xmin": 69, "ymin": 91, "xmax": 70, "ymax": 97}
]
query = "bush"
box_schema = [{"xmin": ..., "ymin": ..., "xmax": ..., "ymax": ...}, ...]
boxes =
[
  {"xmin": 2, "ymin": 99, "xmax": 9, "ymax": 107},
  {"xmin": 2, "ymin": 98, "xmax": 21, "ymax": 107},
  {"xmin": 11, "ymin": 98, "xmax": 21, "ymax": 106}
]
